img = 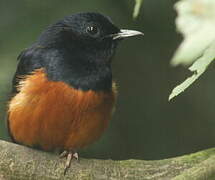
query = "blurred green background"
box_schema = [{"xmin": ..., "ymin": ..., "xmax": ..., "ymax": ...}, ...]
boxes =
[{"xmin": 1, "ymin": 0, "xmax": 215, "ymax": 160}]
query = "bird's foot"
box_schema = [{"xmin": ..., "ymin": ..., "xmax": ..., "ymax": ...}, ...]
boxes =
[{"xmin": 59, "ymin": 150, "xmax": 79, "ymax": 175}]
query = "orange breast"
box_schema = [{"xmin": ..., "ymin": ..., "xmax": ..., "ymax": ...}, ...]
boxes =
[{"xmin": 8, "ymin": 69, "xmax": 117, "ymax": 151}]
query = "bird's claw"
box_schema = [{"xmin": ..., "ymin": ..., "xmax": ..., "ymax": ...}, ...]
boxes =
[
  {"xmin": 60, "ymin": 150, "xmax": 79, "ymax": 175},
  {"xmin": 59, "ymin": 150, "xmax": 68, "ymax": 158}
]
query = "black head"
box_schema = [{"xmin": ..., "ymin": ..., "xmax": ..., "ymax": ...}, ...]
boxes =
[
  {"xmin": 19, "ymin": 12, "xmax": 143, "ymax": 91},
  {"xmin": 38, "ymin": 12, "xmax": 143, "ymax": 63}
]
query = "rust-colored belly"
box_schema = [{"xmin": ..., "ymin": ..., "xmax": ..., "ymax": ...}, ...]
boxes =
[{"xmin": 8, "ymin": 69, "xmax": 117, "ymax": 151}]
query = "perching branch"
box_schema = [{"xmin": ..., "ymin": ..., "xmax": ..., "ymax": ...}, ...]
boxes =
[{"xmin": 0, "ymin": 140, "xmax": 215, "ymax": 180}]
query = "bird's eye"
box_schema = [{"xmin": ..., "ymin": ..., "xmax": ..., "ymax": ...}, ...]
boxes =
[{"xmin": 86, "ymin": 25, "xmax": 99, "ymax": 37}]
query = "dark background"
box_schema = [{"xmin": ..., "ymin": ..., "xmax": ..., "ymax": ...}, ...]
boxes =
[{"xmin": 1, "ymin": 0, "xmax": 215, "ymax": 160}]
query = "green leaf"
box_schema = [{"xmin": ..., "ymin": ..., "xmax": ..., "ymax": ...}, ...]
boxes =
[
  {"xmin": 169, "ymin": 43, "xmax": 215, "ymax": 101},
  {"xmin": 169, "ymin": 0, "xmax": 215, "ymax": 100},
  {"xmin": 133, "ymin": 0, "xmax": 143, "ymax": 19}
]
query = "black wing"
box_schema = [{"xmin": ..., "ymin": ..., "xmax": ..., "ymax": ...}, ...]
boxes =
[{"xmin": 11, "ymin": 46, "xmax": 44, "ymax": 95}]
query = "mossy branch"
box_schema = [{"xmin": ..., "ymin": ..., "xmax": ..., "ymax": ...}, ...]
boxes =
[{"xmin": 0, "ymin": 140, "xmax": 215, "ymax": 179}]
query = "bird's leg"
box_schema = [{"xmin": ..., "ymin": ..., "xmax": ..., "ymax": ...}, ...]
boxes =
[
  {"xmin": 59, "ymin": 150, "xmax": 79, "ymax": 175},
  {"xmin": 64, "ymin": 152, "xmax": 73, "ymax": 175}
]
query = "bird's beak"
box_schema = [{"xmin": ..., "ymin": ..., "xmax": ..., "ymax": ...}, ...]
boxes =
[{"xmin": 111, "ymin": 29, "xmax": 144, "ymax": 40}]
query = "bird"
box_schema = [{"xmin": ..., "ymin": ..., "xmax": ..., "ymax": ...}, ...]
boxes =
[{"xmin": 7, "ymin": 12, "xmax": 143, "ymax": 174}]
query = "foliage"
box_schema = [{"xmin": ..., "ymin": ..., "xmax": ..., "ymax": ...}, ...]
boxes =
[
  {"xmin": 169, "ymin": 0, "xmax": 215, "ymax": 100},
  {"xmin": 133, "ymin": 0, "xmax": 143, "ymax": 18}
]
